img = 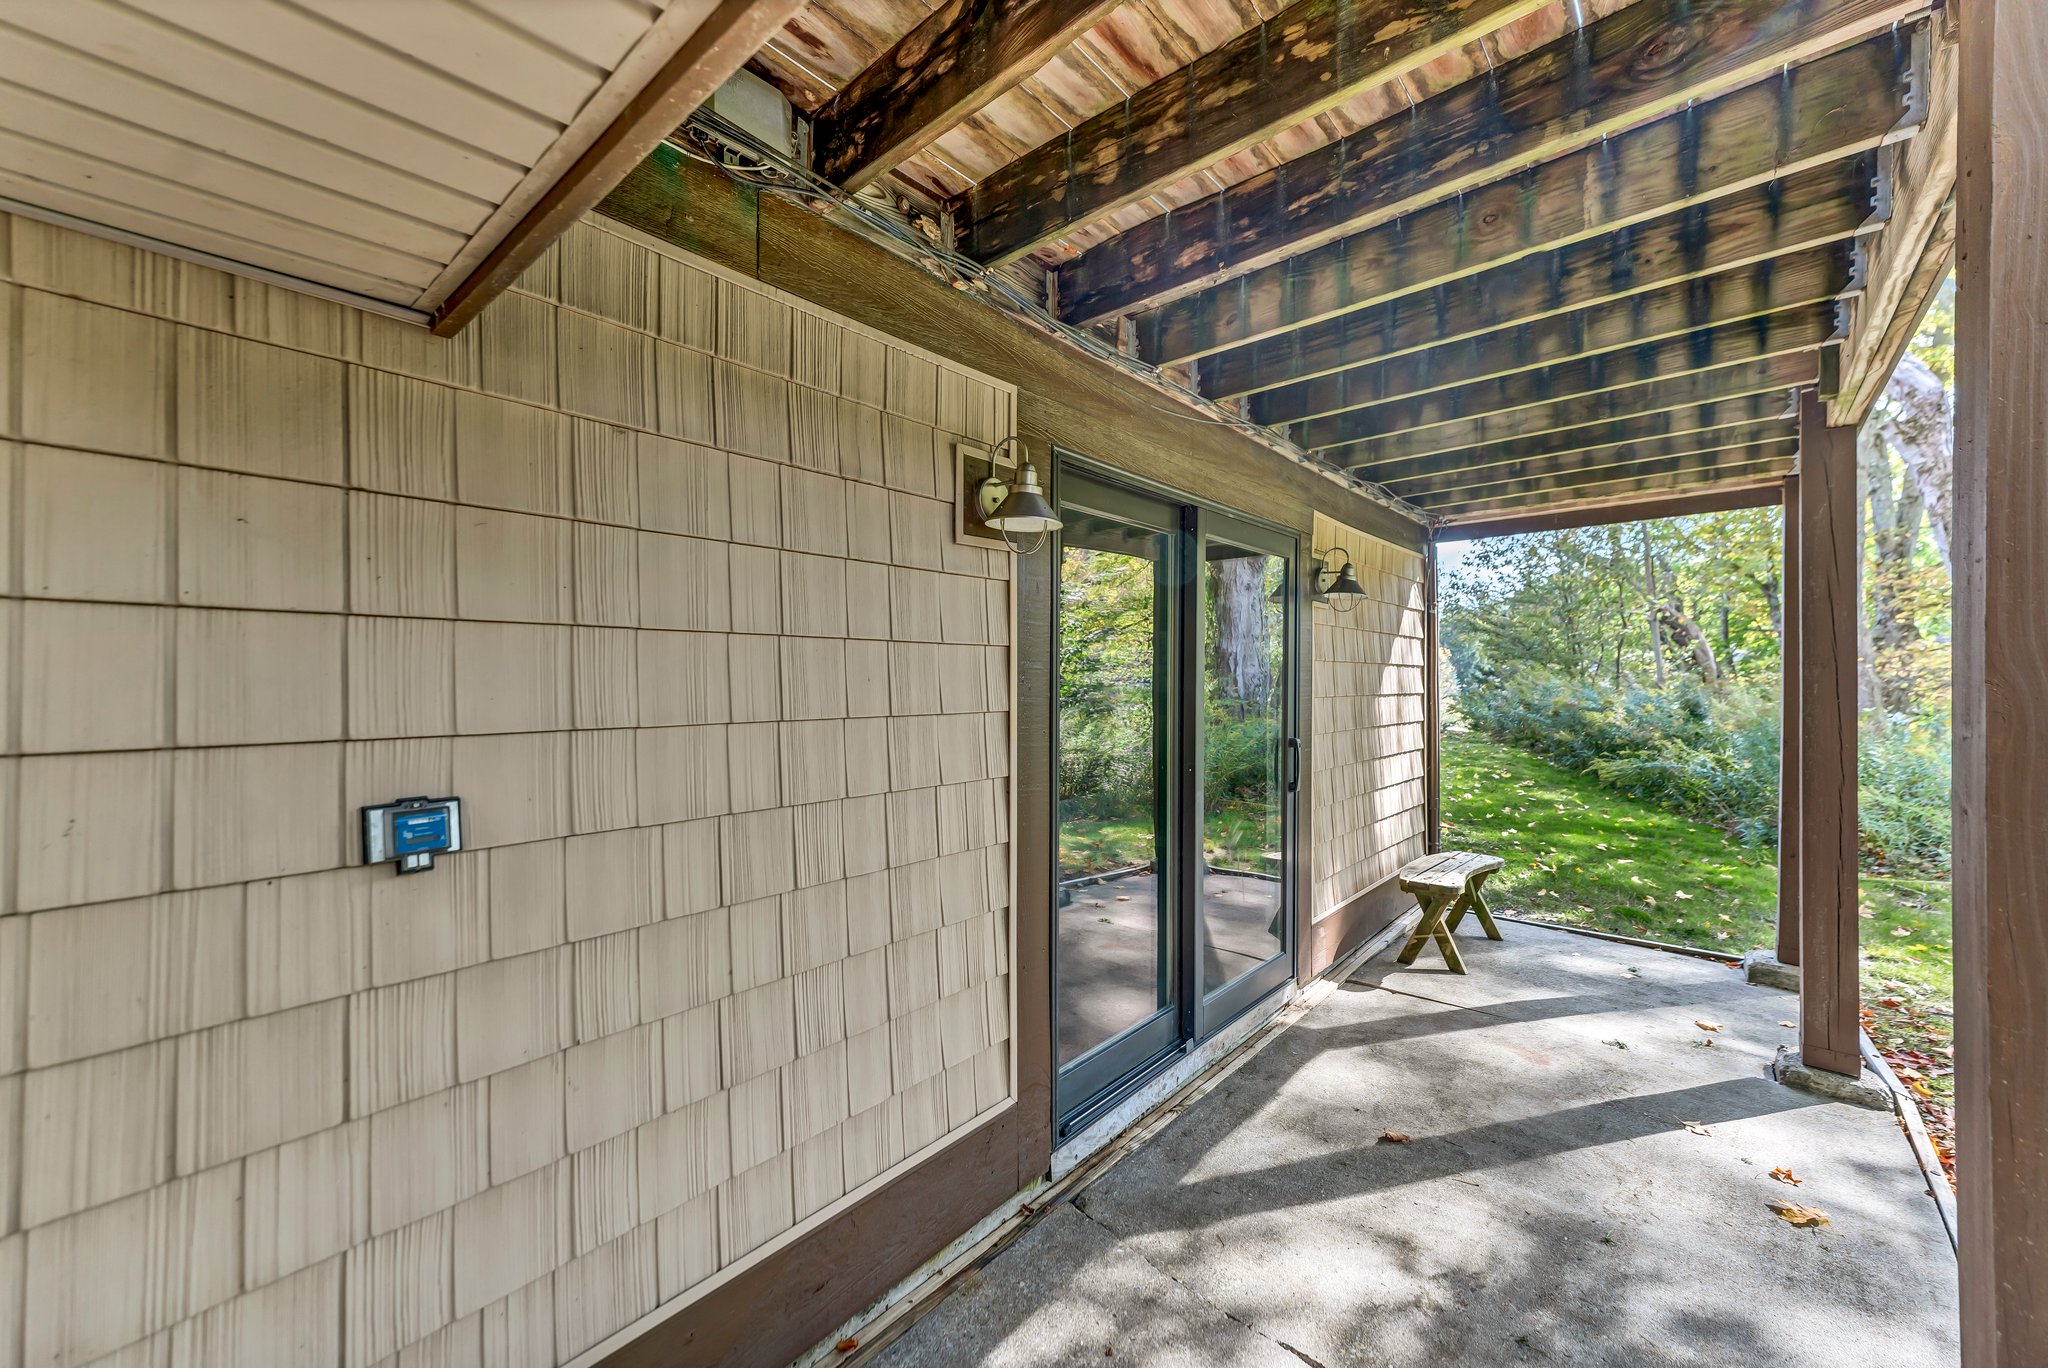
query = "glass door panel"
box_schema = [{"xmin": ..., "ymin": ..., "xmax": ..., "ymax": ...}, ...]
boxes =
[
  {"xmin": 1198, "ymin": 538, "xmax": 1289, "ymax": 1000},
  {"xmin": 1056, "ymin": 512, "xmax": 1172, "ymax": 1066}
]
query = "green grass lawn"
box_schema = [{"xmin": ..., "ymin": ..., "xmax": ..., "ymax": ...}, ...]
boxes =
[{"xmin": 1442, "ymin": 730, "xmax": 1955, "ymax": 1148}]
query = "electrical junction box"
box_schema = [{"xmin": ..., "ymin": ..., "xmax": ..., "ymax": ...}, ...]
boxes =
[{"xmin": 362, "ymin": 796, "xmax": 464, "ymax": 874}]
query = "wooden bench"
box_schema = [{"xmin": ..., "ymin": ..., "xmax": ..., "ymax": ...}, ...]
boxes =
[{"xmin": 1396, "ymin": 851, "xmax": 1506, "ymax": 974}]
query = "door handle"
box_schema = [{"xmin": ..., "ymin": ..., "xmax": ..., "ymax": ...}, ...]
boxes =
[{"xmin": 1285, "ymin": 736, "xmax": 1301, "ymax": 794}]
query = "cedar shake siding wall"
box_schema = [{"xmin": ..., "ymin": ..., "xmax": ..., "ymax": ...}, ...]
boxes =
[
  {"xmin": 0, "ymin": 212, "xmax": 1017, "ymax": 1368},
  {"xmin": 1309, "ymin": 514, "xmax": 1429, "ymax": 922}
]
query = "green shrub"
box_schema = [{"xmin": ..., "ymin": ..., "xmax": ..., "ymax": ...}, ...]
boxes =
[{"xmin": 1454, "ymin": 672, "xmax": 1950, "ymax": 876}]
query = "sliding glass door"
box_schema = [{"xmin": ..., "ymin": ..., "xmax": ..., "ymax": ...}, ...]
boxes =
[{"xmin": 1053, "ymin": 469, "xmax": 1297, "ymax": 1137}]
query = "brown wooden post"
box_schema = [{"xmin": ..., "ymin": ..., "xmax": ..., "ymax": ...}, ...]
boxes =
[
  {"xmin": 1794, "ymin": 388, "xmax": 1859, "ymax": 1076},
  {"xmin": 1777, "ymin": 473, "xmax": 1802, "ymax": 966},
  {"xmin": 1954, "ymin": 0, "xmax": 2048, "ymax": 1357},
  {"xmin": 1425, "ymin": 534, "xmax": 1443, "ymax": 855}
]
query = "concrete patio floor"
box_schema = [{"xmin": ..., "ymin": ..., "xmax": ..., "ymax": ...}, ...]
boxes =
[{"xmin": 875, "ymin": 922, "xmax": 1959, "ymax": 1367}]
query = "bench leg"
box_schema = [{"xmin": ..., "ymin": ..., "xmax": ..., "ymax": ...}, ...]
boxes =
[
  {"xmin": 1468, "ymin": 878, "xmax": 1504, "ymax": 941},
  {"xmin": 1397, "ymin": 893, "xmax": 1447, "ymax": 966},
  {"xmin": 1432, "ymin": 917, "xmax": 1467, "ymax": 974}
]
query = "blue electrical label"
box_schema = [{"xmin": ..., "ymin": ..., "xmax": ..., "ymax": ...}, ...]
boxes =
[{"xmin": 392, "ymin": 808, "xmax": 451, "ymax": 854}]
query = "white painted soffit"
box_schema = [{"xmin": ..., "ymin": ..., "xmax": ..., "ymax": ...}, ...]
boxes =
[{"xmin": 0, "ymin": 0, "xmax": 724, "ymax": 322}]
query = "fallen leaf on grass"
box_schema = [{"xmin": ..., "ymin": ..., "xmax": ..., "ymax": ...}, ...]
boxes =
[
  {"xmin": 1770, "ymin": 1167, "xmax": 1803, "ymax": 1186},
  {"xmin": 1682, "ymin": 1121, "xmax": 1712, "ymax": 1137},
  {"xmin": 835, "ymin": 1338, "xmax": 861, "ymax": 1353},
  {"xmin": 1768, "ymin": 1200, "xmax": 1830, "ymax": 1228},
  {"xmin": 1892, "ymin": 927, "xmax": 1912, "ymax": 937},
  {"xmin": 1695, "ymin": 1020, "xmax": 1723, "ymax": 1033},
  {"xmin": 1378, "ymin": 1130, "xmax": 1412, "ymax": 1144}
]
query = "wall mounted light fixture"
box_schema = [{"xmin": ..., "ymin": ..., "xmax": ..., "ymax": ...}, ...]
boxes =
[
  {"xmin": 972, "ymin": 435, "xmax": 1061, "ymax": 553},
  {"xmin": 1310, "ymin": 547, "xmax": 1366, "ymax": 611}
]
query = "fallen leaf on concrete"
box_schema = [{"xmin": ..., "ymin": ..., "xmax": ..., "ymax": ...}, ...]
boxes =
[
  {"xmin": 1770, "ymin": 1167, "xmax": 1803, "ymax": 1186},
  {"xmin": 1778, "ymin": 1021, "xmax": 1797, "ymax": 1029},
  {"xmin": 835, "ymin": 1337, "xmax": 860, "ymax": 1353},
  {"xmin": 1695, "ymin": 1020, "xmax": 1723, "ymax": 1032},
  {"xmin": 1378, "ymin": 1130, "xmax": 1412, "ymax": 1144},
  {"xmin": 1768, "ymin": 1200, "xmax": 1830, "ymax": 1228},
  {"xmin": 1603, "ymin": 1039, "xmax": 1629, "ymax": 1050},
  {"xmin": 1682, "ymin": 1121, "xmax": 1712, "ymax": 1137}
]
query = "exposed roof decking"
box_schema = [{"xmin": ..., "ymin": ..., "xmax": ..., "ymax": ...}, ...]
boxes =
[{"xmin": 750, "ymin": 0, "xmax": 1945, "ymax": 522}]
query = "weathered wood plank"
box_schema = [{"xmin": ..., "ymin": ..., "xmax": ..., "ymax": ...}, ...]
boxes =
[
  {"xmin": 955, "ymin": 0, "xmax": 1553, "ymax": 264},
  {"xmin": 1295, "ymin": 305, "xmax": 1836, "ymax": 453},
  {"xmin": 1778, "ymin": 471, "xmax": 1801, "ymax": 966},
  {"xmin": 1794, "ymin": 387, "xmax": 1860, "ymax": 1077},
  {"xmin": 1952, "ymin": 0, "xmax": 2048, "ymax": 1354},
  {"xmin": 1353, "ymin": 396, "xmax": 1795, "ymax": 483},
  {"xmin": 1054, "ymin": 0, "xmax": 1920, "ymax": 325},
  {"xmin": 1203, "ymin": 155, "xmax": 1876, "ymax": 400},
  {"xmin": 810, "ymin": 0, "xmax": 1125, "ymax": 191},
  {"xmin": 1384, "ymin": 422, "xmax": 1798, "ymax": 497},
  {"xmin": 1435, "ymin": 480, "xmax": 1782, "ymax": 536},
  {"xmin": 1429, "ymin": 458, "xmax": 1795, "ymax": 517},
  {"xmin": 1409, "ymin": 436, "xmax": 1800, "ymax": 507},
  {"xmin": 1330, "ymin": 352, "xmax": 1815, "ymax": 468},
  {"xmin": 1139, "ymin": 30, "xmax": 1918, "ymax": 361},
  {"xmin": 1831, "ymin": 16, "xmax": 1953, "ymax": 425},
  {"xmin": 1254, "ymin": 247, "xmax": 1852, "ymax": 427}
]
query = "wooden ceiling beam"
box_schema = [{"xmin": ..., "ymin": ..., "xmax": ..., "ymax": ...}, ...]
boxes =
[
  {"xmin": 1350, "ymin": 394, "xmax": 1796, "ymax": 480},
  {"xmin": 1435, "ymin": 481, "xmax": 1783, "ymax": 537},
  {"xmin": 1422, "ymin": 456, "xmax": 1796, "ymax": 516},
  {"xmin": 1829, "ymin": 12, "xmax": 1956, "ymax": 425},
  {"xmin": 1254, "ymin": 246, "xmax": 1852, "ymax": 427},
  {"xmin": 952, "ymin": 0, "xmax": 1555, "ymax": 264},
  {"xmin": 1290, "ymin": 302, "xmax": 1837, "ymax": 451},
  {"xmin": 1140, "ymin": 29, "xmax": 1918, "ymax": 363},
  {"xmin": 1054, "ymin": 0, "xmax": 1921, "ymax": 326},
  {"xmin": 1382, "ymin": 419, "xmax": 1798, "ymax": 497},
  {"xmin": 809, "ymin": 0, "xmax": 1125, "ymax": 192},
  {"xmin": 1204, "ymin": 154, "xmax": 1874, "ymax": 399},
  {"xmin": 1408, "ymin": 436, "xmax": 1800, "ymax": 507},
  {"xmin": 1329, "ymin": 351, "xmax": 1816, "ymax": 467}
]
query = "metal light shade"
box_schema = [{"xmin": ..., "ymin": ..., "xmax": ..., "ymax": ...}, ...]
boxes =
[
  {"xmin": 985, "ymin": 459, "xmax": 1061, "ymax": 534},
  {"xmin": 1321, "ymin": 558, "xmax": 1367, "ymax": 609}
]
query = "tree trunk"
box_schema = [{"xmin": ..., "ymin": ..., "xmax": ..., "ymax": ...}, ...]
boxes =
[
  {"xmin": 1860, "ymin": 426, "xmax": 1924, "ymax": 713},
  {"xmin": 1872, "ymin": 352, "xmax": 1952, "ymax": 574},
  {"xmin": 1642, "ymin": 525, "xmax": 1667, "ymax": 689},
  {"xmin": 1658, "ymin": 596, "xmax": 1723, "ymax": 683},
  {"xmin": 1210, "ymin": 557, "xmax": 1273, "ymax": 715}
]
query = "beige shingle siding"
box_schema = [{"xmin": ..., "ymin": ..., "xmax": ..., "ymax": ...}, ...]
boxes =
[
  {"xmin": 0, "ymin": 213, "xmax": 1018, "ymax": 1368},
  {"xmin": 1310, "ymin": 516, "xmax": 1430, "ymax": 921}
]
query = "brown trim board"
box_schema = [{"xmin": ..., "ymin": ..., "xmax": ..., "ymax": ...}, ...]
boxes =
[
  {"xmin": 428, "ymin": 0, "xmax": 805, "ymax": 335},
  {"xmin": 1433, "ymin": 481, "xmax": 1783, "ymax": 540},
  {"xmin": 1311, "ymin": 873, "xmax": 1418, "ymax": 976}
]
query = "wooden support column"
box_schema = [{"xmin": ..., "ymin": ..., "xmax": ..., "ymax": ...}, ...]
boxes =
[
  {"xmin": 1793, "ymin": 388, "xmax": 1859, "ymax": 1075},
  {"xmin": 1953, "ymin": 0, "xmax": 2048, "ymax": 1358},
  {"xmin": 1425, "ymin": 536, "xmax": 1443, "ymax": 855},
  {"xmin": 1777, "ymin": 473, "xmax": 1802, "ymax": 965}
]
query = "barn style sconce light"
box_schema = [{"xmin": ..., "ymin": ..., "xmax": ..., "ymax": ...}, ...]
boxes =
[
  {"xmin": 1311, "ymin": 547, "xmax": 1366, "ymax": 612},
  {"xmin": 971, "ymin": 435, "xmax": 1061, "ymax": 554}
]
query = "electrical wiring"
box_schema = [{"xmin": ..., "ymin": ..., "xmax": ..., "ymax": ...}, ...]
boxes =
[{"xmin": 668, "ymin": 111, "xmax": 1430, "ymax": 527}]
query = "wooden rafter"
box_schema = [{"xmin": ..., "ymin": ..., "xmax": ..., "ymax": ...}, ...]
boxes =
[
  {"xmin": 1408, "ymin": 436, "xmax": 1800, "ymax": 508},
  {"xmin": 1435, "ymin": 481, "xmax": 1782, "ymax": 535},
  {"xmin": 1425, "ymin": 456, "xmax": 1795, "ymax": 516},
  {"xmin": 1141, "ymin": 30, "xmax": 1918, "ymax": 363},
  {"xmin": 1381, "ymin": 420, "xmax": 1799, "ymax": 497},
  {"xmin": 809, "ymin": 0, "xmax": 1124, "ymax": 192},
  {"xmin": 1253, "ymin": 247, "xmax": 1853, "ymax": 427},
  {"xmin": 1289, "ymin": 303, "xmax": 1837, "ymax": 452},
  {"xmin": 953, "ymin": 0, "xmax": 1555, "ymax": 264},
  {"xmin": 1202, "ymin": 155, "xmax": 1876, "ymax": 400},
  {"xmin": 1330, "ymin": 351, "xmax": 1816, "ymax": 467},
  {"xmin": 1355, "ymin": 398, "xmax": 1796, "ymax": 484},
  {"xmin": 1053, "ymin": 0, "xmax": 1921, "ymax": 326}
]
